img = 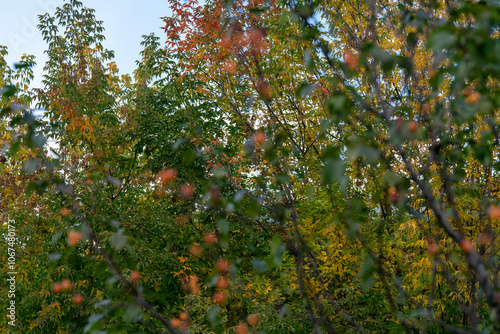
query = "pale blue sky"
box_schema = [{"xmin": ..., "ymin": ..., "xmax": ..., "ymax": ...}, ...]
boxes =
[{"xmin": 0, "ymin": 0, "xmax": 171, "ymax": 90}]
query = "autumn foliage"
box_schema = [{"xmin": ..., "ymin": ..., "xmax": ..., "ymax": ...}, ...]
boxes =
[{"xmin": 3, "ymin": 0, "xmax": 500, "ymax": 333}]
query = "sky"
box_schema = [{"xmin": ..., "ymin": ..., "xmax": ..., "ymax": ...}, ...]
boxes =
[{"xmin": 0, "ymin": 0, "xmax": 171, "ymax": 91}]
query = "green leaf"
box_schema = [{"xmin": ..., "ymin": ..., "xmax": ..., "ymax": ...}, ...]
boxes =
[
  {"xmin": 23, "ymin": 158, "xmax": 40, "ymax": 174},
  {"xmin": 207, "ymin": 306, "xmax": 222, "ymax": 326},
  {"xmin": 323, "ymin": 158, "xmax": 345, "ymax": 184},
  {"xmin": 183, "ymin": 148, "xmax": 196, "ymax": 163},
  {"xmin": 84, "ymin": 314, "xmax": 105, "ymax": 333},
  {"xmin": 106, "ymin": 176, "xmax": 121, "ymax": 187},
  {"xmin": 57, "ymin": 183, "xmax": 73, "ymax": 194},
  {"xmin": 247, "ymin": 200, "xmax": 261, "ymax": 219},
  {"xmin": 48, "ymin": 253, "xmax": 62, "ymax": 261},
  {"xmin": 428, "ymin": 30, "xmax": 456, "ymax": 50},
  {"xmin": 217, "ymin": 219, "xmax": 230, "ymax": 235},
  {"xmin": 0, "ymin": 85, "xmax": 16, "ymax": 98},
  {"xmin": 359, "ymin": 255, "xmax": 376, "ymax": 290},
  {"xmin": 269, "ymin": 236, "xmax": 285, "ymax": 267},
  {"xmin": 252, "ymin": 259, "xmax": 267, "ymax": 273},
  {"xmin": 94, "ymin": 299, "xmax": 112, "ymax": 308},
  {"xmin": 296, "ymin": 83, "xmax": 316, "ymax": 97},
  {"xmin": 122, "ymin": 304, "xmax": 141, "ymax": 322},
  {"xmin": 110, "ymin": 232, "xmax": 127, "ymax": 250},
  {"xmin": 31, "ymin": 134, "xmax": 46, "ymax": 148},
  {"xmin": 14, "ymin": 62, "xmax": 32, "ymax": 70}
]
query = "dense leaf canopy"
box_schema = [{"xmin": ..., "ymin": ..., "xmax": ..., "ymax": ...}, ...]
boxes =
[{"xmin": 2, "ymin": 0, "xmax": 500, "ymax": 333}]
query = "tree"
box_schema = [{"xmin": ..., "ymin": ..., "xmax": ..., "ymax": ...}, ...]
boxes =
[
  {"xmin": 159, "ymin": 0, "xmax": 500, "ymax": 332},
  {"xmin": 2, "ymin": 0, "xmax": 500, "ymax": 333}
]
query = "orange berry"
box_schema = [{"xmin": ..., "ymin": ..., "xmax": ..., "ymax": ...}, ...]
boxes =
[
  {"xmin": 67, "ymin": 230, "xmax": 83, "ymax": 247},
  {"xmin": 422, "ymin": 103, "xmax": 430, "ymax": 113},
  {"xmin": 52, "ymin": 282, "xmax": 62, "ymax": 293},
  {"xmin": 343, "ymin": 50, "xmax": 359, "ymax": 70},
  {"xmin": 465, "ymin": 90, "xmax": 481, "ymax": 104},
  {"xmin": 130, "ymin": 271, "xmax": 140, "ymax": 284},
  {"xmin": 188, "ymin": 275, "xmax": 199, "ymax": 294},
  {"xmin": 72, "ymin": 294, "xmax": 84, "ymax": 305},
  {"xmin": 209, "ymin": 185, "xmax": 221, "ymax": 203},
  {"xmin": 223, "ymin": 60, "xmax": 236, "ymax": 74},
  {"xmin": 180, "ymin": 183, "xmax": 195, "ymax": 199},
  {"xmin": 85, "ymin": 178, "xmax": 92, "ymax": 185},
  {"xmin": 407, "ymin": 121, "xmax": 418, "ymax": 133},
  {"xmin": 395, "ymin": 117, "xmax": 404, "ymax": 133},
  {"xmin": 188, "ymin": 244, "xmax": 203, "ymax": 257},
  {"xmin": 171, "ymin": 318, "xmax": 181, "ymax": 328},
  {"xmin": 203, "ymin": 232, "xmax": 217, "ymax": 245},
  {"xmin": 179, "ymin": 311, "xmax": 189, "ymax": 321},
  {"xmin": 249, "ymin": 28, "xmax": 264, "ymax": 44},
  {"xmin": 248, "ymin": 29, "xmax": 267, "ymax": 52},
  {"xmin": 216, "ymin": 276, "xmax": 230, "ymax": 290},
  {"xmin": 253, "ymin": 131, "xmax": 266, "ymax": 144},
  {"xmin": 59, "ymin": 208, "xmax": 71, "ymax": 217},
  {"xmin": 247, "ymin": 314, "xmax": 260, "ymax": 326},
  {"xmin": 388, "ymin": 186, "xmax": 399, "ymax": 204},
  {"xmin": 459, "ymin": 239, "xmax": 473, "ymax": 254},
  {"xmin": 488, "ymin": 205, "xmax": 500, "ymax": 220},
  {"xmin": 61, "ymin": 279, "xmax": 72, "ymax": 291},
  {"xmin": 213, "ymin": 291, "xmax": 227, "ymax": 305},
  {"xmin": 235, "ymin": 322, "xmax": 249, "ymax": 334},
  {"xmin": 257, "ymin": 80, "xmax": 271, "ymax": 100},
  {"xmin": 219, "ymin": 35, "xmax": 231, "ymax": 48},
  {"xmin": 428, "ymin": 243, "xmax": 439, "ymax": 256},
  {"xmin": 158, "ymin": 168, "xmax": 177, "ymax": 185},
  {"xmin": 215, "ymin": 258, "xmax": 230, "ymax": 273}
]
